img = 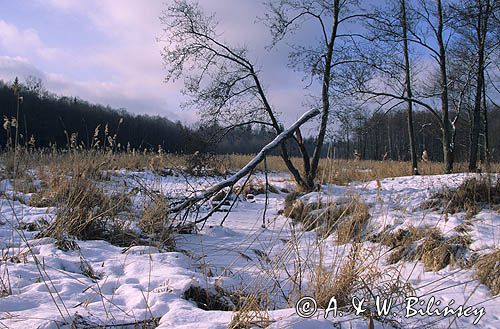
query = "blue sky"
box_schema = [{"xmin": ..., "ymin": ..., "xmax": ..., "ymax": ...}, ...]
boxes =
[{"xmin": 0, "ymin": 0, "xmax": 314, "ymax": 125}]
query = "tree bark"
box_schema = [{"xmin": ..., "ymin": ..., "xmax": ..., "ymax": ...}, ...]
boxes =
[
  {"xmin": 308, "ymin": 0, "xmax": 340, "ymax": 189},
  {"xmin": 468, "ymin": 0, "xmax": 490, "ymax": 172},
  {"xmin": 169, "ymin": 107, "xmax": 320, "ymax": 215},
  {"xmin": 437, "ymin": 0, "xmax": 454, "ymax": 174},
  {"xmin": 401, "ymin": 0, "xmax": 419, "ymax": 175},
  {"xmin": 482, "ymin": 70, "xmax": 490, "ymax": 165}
]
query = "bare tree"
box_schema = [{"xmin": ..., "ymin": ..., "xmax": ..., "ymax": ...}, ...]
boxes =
[
  {"xmin": 451, "ymin": 0, "xmax": 498, "ymax": 171},
  {"xmin": 263, "ymin": 0, "xmax": 368, "ymax": 187},
  {"xmin": 24, "ymin": 75, "xmax": 45, "ymax": 97},
  {"xmin": 401, "ymin": 0, "xmax": 419, "ymax": 174},
  {"xmin": 160, "ymin": 0, "xmax": 366, "ymax": 191},
  {"xmin": 358, "ymin": 0, "xmax": 420, "ymax": 173},
  {"xmin": 159, "ymin": 0, "xmax": 310, "ymax": 189},
  {"xmin": 354, "ymin": 0, "xmax": 458, "ymax": 173}
]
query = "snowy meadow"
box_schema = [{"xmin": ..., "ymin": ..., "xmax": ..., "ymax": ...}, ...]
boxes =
[{"xmin": 0, "ymin": 151, "xmax": 498, "ymax": 328}]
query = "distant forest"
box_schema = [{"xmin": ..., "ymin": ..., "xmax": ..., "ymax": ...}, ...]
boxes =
[{"xmin": 0, "ymin": 79, "xmax": 498, "ymax": 162}]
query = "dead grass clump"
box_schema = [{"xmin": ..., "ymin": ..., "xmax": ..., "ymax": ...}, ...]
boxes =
[
  {"xmin": 423, "ymin": 176, "xmax": 500, "ymax": 215},
  {"xmin": 228, "ymin": 291, "xmax": 271, "ymax": 329},
  {"xmin": 185, "ymin": 152, "xmax": 230, "ymax": 176},
  {"xmin": 12, "ymin": 177, "xmax": 38, "ymax": 194},
  {"xmin": 282, "ymin": 191, "xmax": 305, "ymax": 220},
  {"xmin": 41, "ymin": 177, "xmax": 111, "ymax": 240},
  {"xmin": 311, "ymin": 249, "xmax": 359, "ymax": 308},
  {"xmin": 138, "ymin": 195, "xmax": 174, "ymax": 248},
  {"xmin": 335, "ymin": 198, "xmax": 370, "ymax": 244},
  {"xmin": 28, "ymin": 193, "xmax": 54, "ymax": 207},
  {"xmin": 377, "ymin": 227, "xmax": 437, "ymax": 265},
  {"xmin": 379, "ymin": 227, "xmax": 471, "ymax": 271},
  {"xmin": 416, "ymin": 232, "xmax": 452, "ymax": 272},
  {"xmin": 282, "ymin": 193, "xmax": 371, "ymax": 241},
  {"xmin": 417, "ymin": 234, "xmax": 471, "ymax": 271},
  {"xmin": 18, "ymin": 218, "xmax": 49, "ymax": 232},
  {"xmin": 301, "ymin": 198, "xmax": 370, "ymax": 242},
  {"xmin": 29, "ymin": 168, "xmax": 85, "ymax": 207},
  {"xmin": 474, "ymin": 250, "xmax": 500, "ymax": 295},
  {"xmin": 55, "ymin": 237, "xmax": 80, "ymax": 251},
  {"xmin": 37, "ymin": 176, "xmax": 137, "ymax": 248},
  {"xmin": 183, "ymin": 285, "xmax": 235, "ymax": 311}
]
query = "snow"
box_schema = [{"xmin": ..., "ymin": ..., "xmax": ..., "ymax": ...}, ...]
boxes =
[{"xmin": 0, "ymin": 170, "xmax": 498, "ymax": 328}]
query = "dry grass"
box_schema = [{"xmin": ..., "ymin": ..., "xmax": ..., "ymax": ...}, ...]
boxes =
[
  {"xmin": 310, "ymin": 247, "xmax": 359, "ymax": 308},
  {"xmin": 184, "ymin": 152, "xmax": 232, "ymax": 176},
  {"xmin": 30, "ymin": 167, "xmax": 139, "ymax": 247},
  {"xmin": 38, "ymin": 176, "xmax": 116, "ymax": 240},
  {"xmin": 282, "ymin": 191, "xmax": 306, "ymax": 220},
  {"xmin": 422, "ymin": 175, "xmax": 500, "ymax": 216},
  {"xmin": 282, "ymin": 193, "xmax": 370, "ymax": 242},
  {"xmin": 227, "ymin": 154, "xmax": 500, "ymax": 185},
  {"xmin": 138, "ymin": 195, "xmax": 174, "ymax": 248},
  {"xmin": 416, "ymin": 234, "xmax": 471, "ymax": 272},
  {"xmin": 306, "ymin": 244, "xmax": 414, "ymax": 324},
  {"xmin": 3, "ymin": 150, "xmax": 499, "ymax": 188},
  {"xmin": 182, "ymin": 285, "xmax": 235, "ymax": 311},
  {"xmin": 235, "ymin": 179, "xmax": 280, "ymax": 196},
  {"xmin": 334, "ymin": 198, "xmax": 370, "ymax": 244},
  {"xmin": 228, "ymin": 290, "xmax": 271, "ymax": 329},
  {"xmin": 377, "ymin": 227, "xmax": 471, "ymax": 271},
  {"xmin": 474, "ymin": 250, "xmax": 500, "ymax": 295}
]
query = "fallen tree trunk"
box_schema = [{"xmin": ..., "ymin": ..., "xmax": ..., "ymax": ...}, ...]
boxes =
[{"xmin": 169, "ymin": 108, "xmax": 320, "ymax": 215}]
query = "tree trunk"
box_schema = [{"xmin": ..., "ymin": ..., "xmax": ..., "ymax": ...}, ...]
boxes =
[
  {"xmin": 401, "ymin": 0, "xmax": 419, "ymax": 174},
  {"xmin": 468, "ymin": 0, "xmax": 489, "ymax": 172},
  {"xmin": 442, "ymin": 124, "xmax": 454, "ymax": 173},
  {"xmin": 469, "ymin": 49, "xmax": 484, "ymax": 172},
  {"xmin": 308, "ymin": 0, "xmax": 340, "ymax": 189},
  {"xmin": 169, "ymin": 108, "xmax": 320, "ymax": 215},
  {"xmin": 482, "ymin": 70, "xmax": 490, "ymax": 165},
  {"xmin": 251, "ymin": 69, "xmax": 309, "ymax": 189},
  {"xmin": 437, "ymin": 0, "xmax": 453, "ymax": 174}
]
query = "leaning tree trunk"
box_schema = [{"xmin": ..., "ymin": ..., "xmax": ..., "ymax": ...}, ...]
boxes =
[{"xmin": 169, "ymin": 108, "xmax": 320, "ymax": 216}]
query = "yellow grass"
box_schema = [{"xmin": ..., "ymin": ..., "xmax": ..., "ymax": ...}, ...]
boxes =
[{"xmin": 2, "ymin": 150, "xmax": 498, "ymax": 189}]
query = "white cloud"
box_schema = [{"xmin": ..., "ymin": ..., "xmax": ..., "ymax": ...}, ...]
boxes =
[
  {"xmin": 2, "ymin": 1, "xmax": 313, "ymax": 126},
  {"xmin": 0, "ymin": 20, "xmax": 68, "ymax": 61}
]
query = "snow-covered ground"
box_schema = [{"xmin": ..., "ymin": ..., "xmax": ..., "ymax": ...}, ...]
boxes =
[{"xmin": 0, "ymin": 170, "xmax": 498, "ymax": 328}]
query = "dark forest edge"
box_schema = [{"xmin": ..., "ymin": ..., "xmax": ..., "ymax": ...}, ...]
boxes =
[{"xmin": 1, "ymin": 78, "xmax": 499, "ymax": 163}]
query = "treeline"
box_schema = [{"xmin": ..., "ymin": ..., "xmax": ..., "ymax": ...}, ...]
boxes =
[
  {"xmin": 1, "ymin": 78, "xmax": 497, "ymax": 162},
  {"xmin": 0, "ymin": 79, "xmax": 281, "ymax": 155},
  {"xmin": 332, "ymin": 107, "xmax": 500, "ymax": 163}
]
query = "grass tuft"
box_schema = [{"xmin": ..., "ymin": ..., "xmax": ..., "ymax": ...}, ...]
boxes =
[
  {"xmin": 378, "ymin": 227, "xmax": 471, "ymax": 271},
  {"xmin": 475, "ymin": 250, "xmax": 500, "ymax": 295},
  {"xmin": 422, "ymin": 176, "xmax": 500, "ymax": 216}
]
